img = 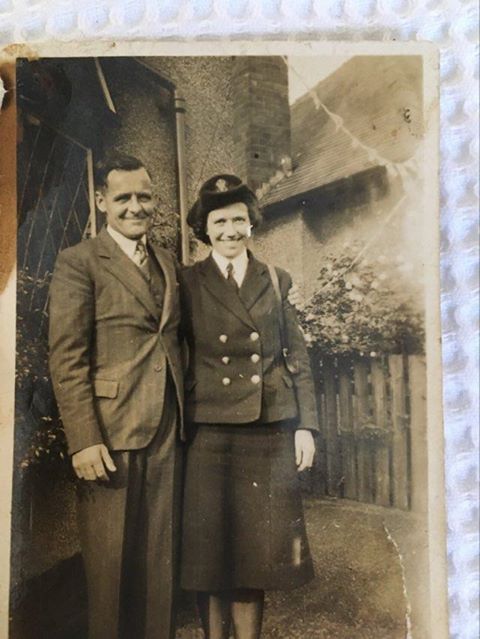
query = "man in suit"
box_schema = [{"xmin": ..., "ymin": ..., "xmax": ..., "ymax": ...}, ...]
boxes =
[{"xmin": 49, "ymin": 152, "xmax": 184, "ymax": 639}]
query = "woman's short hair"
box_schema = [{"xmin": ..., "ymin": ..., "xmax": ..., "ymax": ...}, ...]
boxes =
[{"xmin": 187, "ymin": 174, "xmax": 262, "ymax": 245}]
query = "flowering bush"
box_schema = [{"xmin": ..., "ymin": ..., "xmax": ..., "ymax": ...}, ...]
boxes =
[{"xmin": 299, "ymin": 246, "xmax": 424, "ymax": 356}]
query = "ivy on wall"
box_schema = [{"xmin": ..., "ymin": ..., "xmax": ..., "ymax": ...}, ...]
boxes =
[{"xmin": 16, "ymin": 270, "xmax": 71, "ymax": 479}]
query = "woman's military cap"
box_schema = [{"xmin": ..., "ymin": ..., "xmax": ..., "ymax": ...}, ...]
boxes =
[{"xmin": 187, "ymin": 174, "xmax": 260, "ymax": 244}]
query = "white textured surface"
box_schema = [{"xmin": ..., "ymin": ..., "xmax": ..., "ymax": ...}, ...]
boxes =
[{"xmin": 1, "ymin": 2, "xmax": 479, "ymax": 638}]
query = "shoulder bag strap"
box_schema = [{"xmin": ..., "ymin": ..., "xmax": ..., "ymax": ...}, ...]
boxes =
[{"xmin": 267, "ymin": 264, "xmax": 289, "ymax": 357}]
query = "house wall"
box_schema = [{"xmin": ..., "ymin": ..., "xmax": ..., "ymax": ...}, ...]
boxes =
[
  {"xmin": 256, "ymin": 167, "xmax": 425, "ymax": 310},
  {"xmin": 253, "ymin": 210, "xmax": 304, "ymax": 277}
]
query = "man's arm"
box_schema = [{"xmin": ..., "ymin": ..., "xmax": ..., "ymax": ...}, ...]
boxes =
[{"xmin": 49, "ymin": 249, "xmax": 115, "ymax": 480}]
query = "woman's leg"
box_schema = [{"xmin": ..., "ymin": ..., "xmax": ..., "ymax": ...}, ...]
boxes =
[
  {"xmin": 231, "ymin": 589, "xmax": 265, "ymax": 639},
  {"xmin": 197, "ymin": 591, "xmax": 232, "ymax": 639}
]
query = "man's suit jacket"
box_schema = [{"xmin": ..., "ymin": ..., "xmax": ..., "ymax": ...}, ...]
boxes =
[
  {"xmin": 179, "ymin": 253, "xmax": 319, "ymax": 431},
  {"xmin": 49, "ymin": 227, "xmax": 184, "ymax": 455}
]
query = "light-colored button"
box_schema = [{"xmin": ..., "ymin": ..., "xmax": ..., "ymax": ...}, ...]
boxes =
[
  {"xmin": 222, "ymin": 377, "xmax": 231, "ymax": 386},
  {"xmin": 219, "ymin": 334, "xmax": 228, "ymax": 343},
  {"xmin": 251, "ymin": 353, "xmax": 260, "ymax": 363},
  {"xmin": 154, "ymin": 364, "xmax": 163, "ymax": 372},
  {"xmin": 250, "ymin": 332, "xmax": 260, "ymax": 342},
  {"xmin": 251, "ymin": 374, "xmax": 261, "ymax": 384},
  {"xmin": 222, "ymin": 356, "xmax": 230, "ymax": 365}
]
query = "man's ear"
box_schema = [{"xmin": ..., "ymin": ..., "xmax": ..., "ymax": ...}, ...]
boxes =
[{"xmin": 95, "ymin": 189, "xmax": 107, "ymax": 213}]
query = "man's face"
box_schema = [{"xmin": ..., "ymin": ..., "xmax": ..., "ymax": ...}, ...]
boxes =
[
  {"xmin": 206, "ymin": 202, "xmax": 251, "ymax": 259},
  {"xmin": 95, "ymin": 168, "xmax": 155, "ymax": 240}
]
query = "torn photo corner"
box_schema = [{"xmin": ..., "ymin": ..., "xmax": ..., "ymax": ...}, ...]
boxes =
[{"xmin": 0, "ymin": 40, "xmax": 446, "ymax": 639}]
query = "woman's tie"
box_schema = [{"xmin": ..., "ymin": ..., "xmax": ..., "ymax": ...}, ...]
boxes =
[{"xmin": 226, "ymin": 262, "xmax": 239, "ymax": 291}]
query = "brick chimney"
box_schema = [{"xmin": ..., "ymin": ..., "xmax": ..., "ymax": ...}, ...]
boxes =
[{"xmin": 232, "ymin": 57, "xmax": 291, "ymax": 193}]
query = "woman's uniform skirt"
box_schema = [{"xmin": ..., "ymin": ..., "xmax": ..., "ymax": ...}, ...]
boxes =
[{"xmin": 181, "ymin": 421, "xmax": 314, "ymax": 592}]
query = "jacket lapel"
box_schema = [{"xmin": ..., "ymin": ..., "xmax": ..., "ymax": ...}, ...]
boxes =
[
  {"xmin": 150, "ymin": 243, "xmax": 176, "ymax": 332},
  {"xmin": 238, "ymin": 255, "xmax": 271, "ymax": 311},
  {"xmin": 199, "ymin": 255, "xmax": 257, "ymax": 330},
  {"xmin": 95, "ymin": 228, "xmax": 160, "ymax": 321}
]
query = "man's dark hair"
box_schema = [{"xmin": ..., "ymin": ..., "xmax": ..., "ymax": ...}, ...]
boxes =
[{"xmin": 94, "ymin": 152, "xmax": 151, "ymax": 190}]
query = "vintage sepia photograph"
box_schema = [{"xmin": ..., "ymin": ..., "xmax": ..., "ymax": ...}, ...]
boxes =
[{"xmin": 1, "ymin": 41, "xmax": 445, "ymax": 639}]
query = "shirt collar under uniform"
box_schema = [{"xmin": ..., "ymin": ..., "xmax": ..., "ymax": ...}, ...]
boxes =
[
  {"xmin": 107, "ymin": 225, "xmax": 147, "ymax": 261},
  {"xmin": 211, "ymin": 248, "xmax": 249, "ymax": 287}
]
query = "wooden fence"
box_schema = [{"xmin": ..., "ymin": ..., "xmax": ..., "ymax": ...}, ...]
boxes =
[{"xmin": 307, "ymin": 354, "xmax": 427, "ymax": 512}]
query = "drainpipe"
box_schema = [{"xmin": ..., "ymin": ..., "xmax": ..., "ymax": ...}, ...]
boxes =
[{"xmin": 174, "ymin": 92, "xmax": 189, "ymax": 265}]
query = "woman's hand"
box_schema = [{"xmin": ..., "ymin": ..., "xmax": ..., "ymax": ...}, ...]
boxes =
[{"xmin": 295, "ymin": 429, "xmax": 315, "ymax": 472}]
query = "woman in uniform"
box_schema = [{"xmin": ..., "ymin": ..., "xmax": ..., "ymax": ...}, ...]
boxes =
[{"xmin": 180, "ymin": 174, "xmax": 319, "ymax": 639}]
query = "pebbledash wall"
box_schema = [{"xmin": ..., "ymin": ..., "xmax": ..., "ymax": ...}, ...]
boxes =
[{"xmin": 102, "ymin": 56, "xmax": 239, "ymax": 252}]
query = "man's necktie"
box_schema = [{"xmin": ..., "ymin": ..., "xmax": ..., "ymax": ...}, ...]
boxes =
[
  {"xmin": 226, "ymin": 262, "xmax": 239, "ymax": 291},
  {"xmin": 133, "ymin": 240, "xmax": 148, "ymax": 268}
]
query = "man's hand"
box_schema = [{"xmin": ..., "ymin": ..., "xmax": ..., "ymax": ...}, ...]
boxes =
[
  {"xmin": 72, "ymin": 444, "xmax": 117, "ymax": 481},
  {"xmin": 295, "ymin": 429, "xmax": 315, "ymax": 472},
  {"xmin": 287, "ymin": 283, "xmax": 303, "ymax": 310}
]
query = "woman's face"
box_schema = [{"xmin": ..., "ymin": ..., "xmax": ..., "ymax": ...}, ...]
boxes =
[{"xmin": 206, "ymin": 202, "xmax": 251, "ymax": 258}]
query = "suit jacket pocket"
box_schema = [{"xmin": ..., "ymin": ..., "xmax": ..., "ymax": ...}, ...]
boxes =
[{"xmin": 93, "ymin": 379, "xmax": 119, "ymax": 399}]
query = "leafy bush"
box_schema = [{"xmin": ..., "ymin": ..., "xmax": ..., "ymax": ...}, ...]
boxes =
[
  {"xmin": 299, "ymin": 246, "xmax": 424, "ymax": 356},
  {"xmin": 16, "ymin": 270, "xmax": 71, "ymax": 479}
]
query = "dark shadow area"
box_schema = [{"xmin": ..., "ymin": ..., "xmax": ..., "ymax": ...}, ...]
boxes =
[{"xmin": 9, "ymin": 554, "xmax": 87, "ymax": 639}]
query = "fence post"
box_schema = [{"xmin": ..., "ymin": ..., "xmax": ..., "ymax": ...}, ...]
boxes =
[
  {"xmin": 389, "ymin": 355, "xmax": 409, "ymax": 509},
  {"xmin": 371, "ymin": 357, "xmax": 390, "ymax": 506},
  {"xmin": 323, "ymin": 358, "xmax": 340, "ymax": 497},
  {"xmin": 338, "ymin": 357, "xmax": 356, "ymax": 500},
  {"xmin": 354, "ymin": 359, "xmax": 373, "ymax": 502},
  {"xmin": 308, "ymin": 354, "xmax": 327, "ymax": 497},
  {"xmin": 409, "ymin": 356, "xmax": 428, "ymax": 513}
]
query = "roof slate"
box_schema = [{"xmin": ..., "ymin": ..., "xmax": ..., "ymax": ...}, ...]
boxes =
[{"xmin": 260, "ymin": 56, "xmax": 422, "ymax": 208}]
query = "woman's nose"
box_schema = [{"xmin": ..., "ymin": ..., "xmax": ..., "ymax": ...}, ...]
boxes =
[{"xmin": 224, "ymin": 220, "xmax": 236, "ymax": 236}]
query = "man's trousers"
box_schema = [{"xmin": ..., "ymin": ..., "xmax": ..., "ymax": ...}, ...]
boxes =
[{"xmin": 76, "ymin": 385, "xmax": 181, "ymax": 639}]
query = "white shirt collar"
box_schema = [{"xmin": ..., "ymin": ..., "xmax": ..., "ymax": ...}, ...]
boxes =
[
  {"xmin": 107, "ymin": 225, "xmax": 147, "ymax": 261},
  {"xmin": 211, "ymin": 248, "xmax": 249, "ymax": 286}
]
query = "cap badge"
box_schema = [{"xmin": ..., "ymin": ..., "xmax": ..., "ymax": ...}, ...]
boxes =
[{"xmin": 215, "ymin": 178, "xmax": 229, "ymax": 192}]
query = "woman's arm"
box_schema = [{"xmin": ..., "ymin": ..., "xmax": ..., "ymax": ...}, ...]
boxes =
[{"xmin": 277, "ymin": 268, "xmax": 320, "ymax": 434}]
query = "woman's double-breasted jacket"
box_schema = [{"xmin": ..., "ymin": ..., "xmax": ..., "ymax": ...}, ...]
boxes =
[{"xmin": 179, "ymin": 253, "xmax": 319, "ymax": 432}]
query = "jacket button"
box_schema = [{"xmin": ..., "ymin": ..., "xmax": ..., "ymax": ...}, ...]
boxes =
[
  {"xmin": 219, "ymin": 334, "xmax": 228, "ymax": 343},
  {"xmin": 251, "ymin": 353, "xmax": 260, "ymax": 363},
  {"xmin": 222, "ymin": 356, "xmax": 230, "ymax": 365},
  {"xmin": 154, "ymin": 364, "xmax": 163, "ymax": 372},
  {"xmin": 250, "ymin": 332, "xmax": 260, "ymax": 342},
  {"xmin": 251, "ymin": 374, "xmax": 261, "ymax": 384},
  {"xmin": 222, "ymin": 377, "xmax": 231, "ymax": 386}
]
